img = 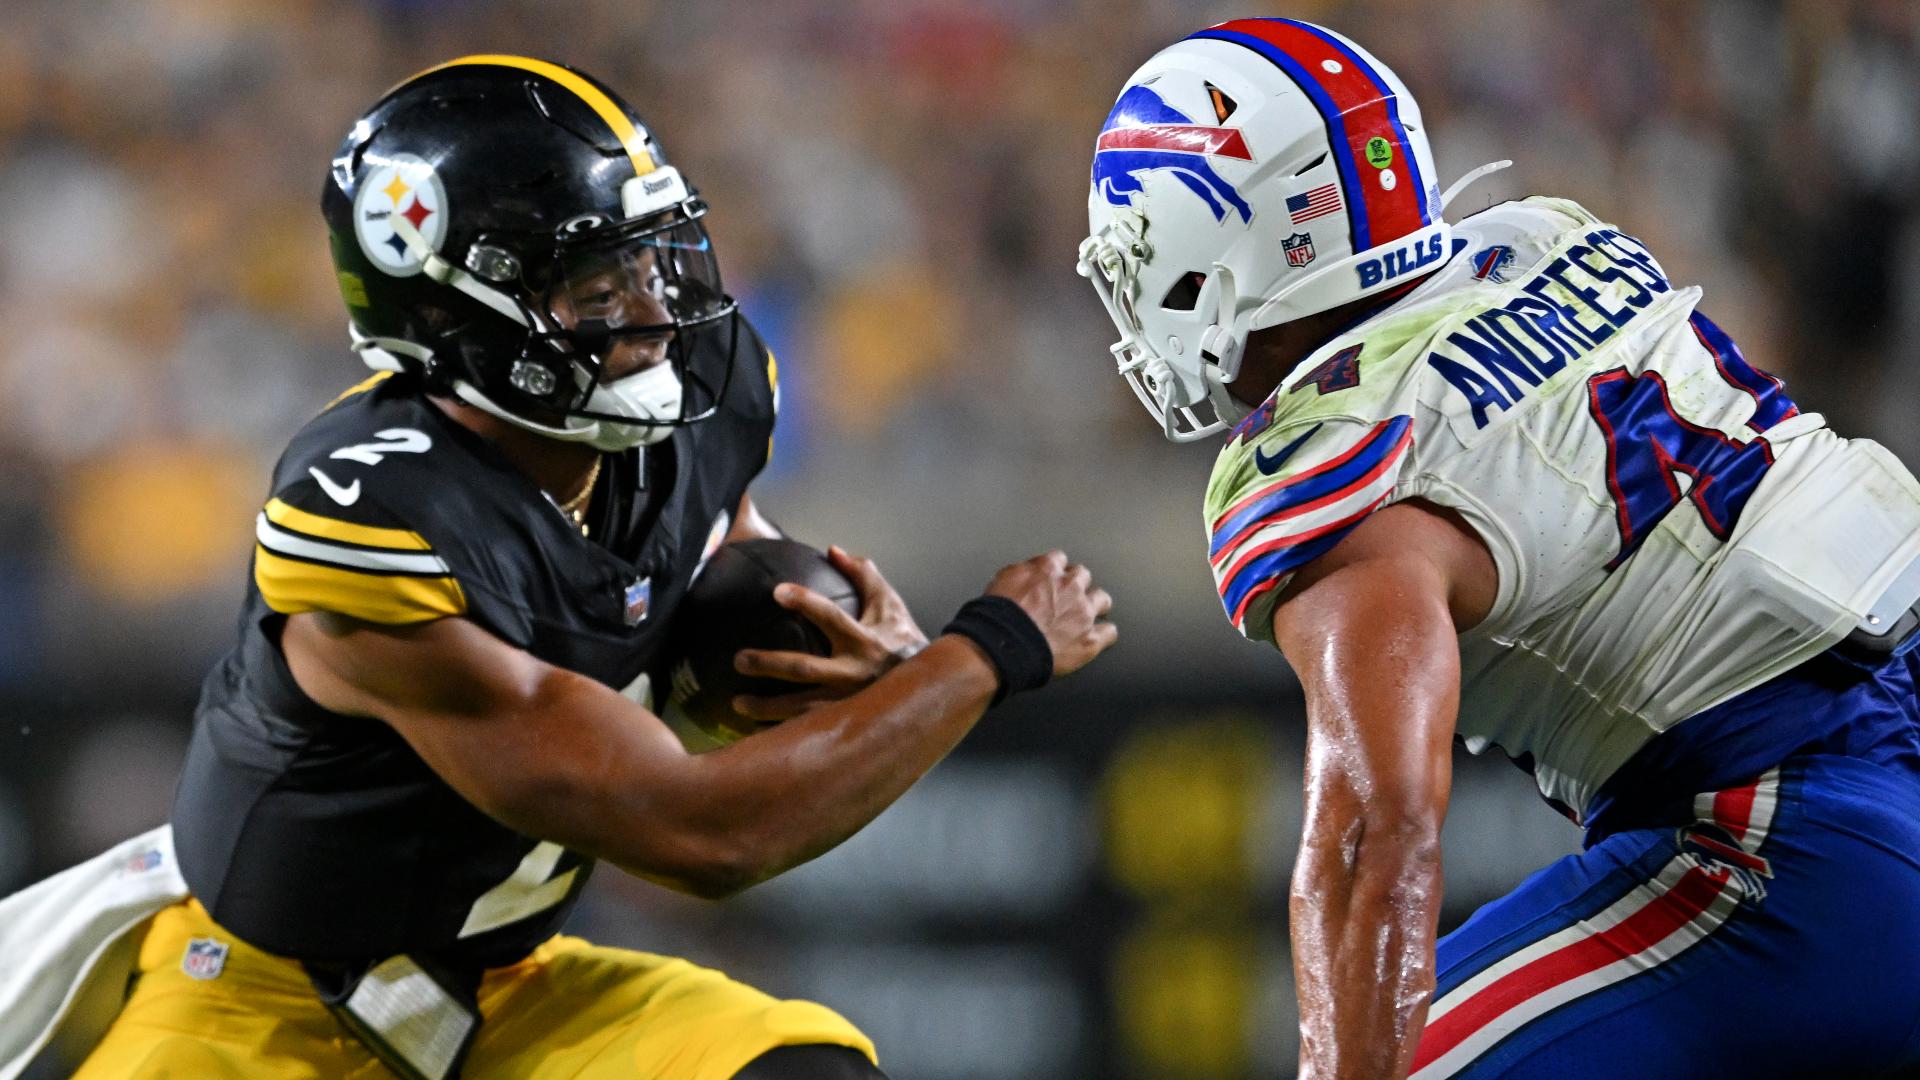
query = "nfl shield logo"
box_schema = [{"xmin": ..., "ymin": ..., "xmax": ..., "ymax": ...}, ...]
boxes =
[
  {"xmin": 182, "ymin": 937, "xmax": 229, "ymax": 981},
  {"xmin": 624, "ymin": 577, "xmax": 652, "ymax": 626},
  {"xmin": 1283, "ymin": 232, "xmax": 1316, "ymax": 268}
]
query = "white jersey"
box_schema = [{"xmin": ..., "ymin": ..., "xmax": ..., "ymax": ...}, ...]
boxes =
[{"xmin": 1204, "ymin": 196, "xmax": 1920, "ymax": 815}]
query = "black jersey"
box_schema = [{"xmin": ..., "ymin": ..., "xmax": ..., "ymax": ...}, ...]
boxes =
[{"xmin": 172, "ymin": 314, "xmax": 777, "ymax": 967}]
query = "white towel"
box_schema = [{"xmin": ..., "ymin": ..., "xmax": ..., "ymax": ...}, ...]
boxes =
[{"xmin": 0, "ymin": 825, "xmax": 189, "ymax": 1080}]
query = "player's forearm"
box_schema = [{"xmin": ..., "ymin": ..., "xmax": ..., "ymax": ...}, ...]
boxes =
[
  {"xmin": 1292, "ymin": 807, "xmax": 1445, "ymax": 1080},
  {"xmin": 608, "ymin": 635, "xmax": 1000, "ymax": 894},
  {"xmin": 1272, "ymin": 550, "xmax": 1463, "ymax": 1079}
]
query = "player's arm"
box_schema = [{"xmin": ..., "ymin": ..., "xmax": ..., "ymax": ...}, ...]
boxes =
[
  {"xmin": 1271, "ymin": 501, "xmax": 1495, "ymax": 1080},
  {"xmin": 281, "ymin": 552, "xmax": 1113, "ymax": 900}
]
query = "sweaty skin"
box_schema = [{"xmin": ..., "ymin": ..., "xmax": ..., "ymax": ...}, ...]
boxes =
[
  {"xmin": 283, "ymin": 547, "xmax": 1115, "ymax": 900},
  {"xmin": 1269, "ymin": 500, "xmax": 1496, "ymax": 1080}
]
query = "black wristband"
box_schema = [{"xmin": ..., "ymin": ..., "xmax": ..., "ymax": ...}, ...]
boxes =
[{"xmin": 942, "ymin": 595, "xmax": 1053, "ymax": 706}]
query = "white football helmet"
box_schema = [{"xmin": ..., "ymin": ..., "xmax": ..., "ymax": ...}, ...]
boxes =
[{"xmin": 1077, "ymin": 18, "xmax": 1504, "ymax": 441}]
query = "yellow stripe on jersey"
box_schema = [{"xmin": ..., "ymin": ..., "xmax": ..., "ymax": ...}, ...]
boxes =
[
  {"xmin": 321, "ymin": 371, "xmax": 392, "ymax": 412},
  {"xmin": 265, "ymin": 498, "xmax": 431, "ymax": 551},
  {"xmin": 255, "ymin": 546, "xmax": 466, "ymax": 624},
  {"xmin": 414, "ymin": 56, "xmax": 656, "ymax": 177}
]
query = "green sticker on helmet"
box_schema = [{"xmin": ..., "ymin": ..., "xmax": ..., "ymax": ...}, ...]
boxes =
[
  {"xmin": 337, "ymin": 271, "xmax": 370, "ymax": 309},
  {"xmin": 1365, "ymin": 137, "xmax": 1394, "ymax": 169}
]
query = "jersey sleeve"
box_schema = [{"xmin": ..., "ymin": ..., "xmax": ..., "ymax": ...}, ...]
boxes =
[
  {"xmin": 1204, "ymin": 413, "xmax": 1415, "ymax": 642},
  {"xmin": 253, "ymin": 485, "xmax": 468, "ymax": 625}
]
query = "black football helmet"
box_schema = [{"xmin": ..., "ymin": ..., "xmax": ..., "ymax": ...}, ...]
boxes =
[{"xmin": 321, "ymin": 56, "xmax": 737, "ymax": 449}]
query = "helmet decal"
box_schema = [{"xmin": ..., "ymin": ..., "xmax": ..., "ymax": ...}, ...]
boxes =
[
  {"xmin": 1081, "ymin": 17, "xmax": 1479, "ymax": 442},
  {"xmin": 414, "ymin": 55, "xmax": 657, "ymax": 177},
  {"xmin": 1286, "ymin": 182, "xmax": 1344, "ymax": 225},
  {"xmin": 1205, "ymin": 82, "xmax": 1237, "ymax": 122},
  {"xmin": 353, "ymin": 154, "xmax": 449, "ymax": 277},
  {"xmin": 1190, "ymin": 18, "xmax": 1432, "ymax": 251},
  {"xmin": 1093, "ymin": 85, "xmax": 1255, "ymax": 224}
]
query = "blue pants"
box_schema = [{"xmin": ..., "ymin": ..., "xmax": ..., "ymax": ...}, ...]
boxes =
[{"xmin": 1413, "ymin": 756, "xmax": 1920, "ymax": 1077}]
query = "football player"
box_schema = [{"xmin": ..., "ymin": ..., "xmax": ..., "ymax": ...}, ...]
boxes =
[
  {"xmin": 61, "ymin": 57, "xmax": 1116, "ymax": 1080},
  {"xmin": 1079, "ymin": 19, "xmax": 1920, "ymax": 1079}
]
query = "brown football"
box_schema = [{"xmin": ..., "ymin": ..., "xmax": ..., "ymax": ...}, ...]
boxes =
[{"xmin": 662, "ymin": 539, "xmax": 859, "ymax": 745}]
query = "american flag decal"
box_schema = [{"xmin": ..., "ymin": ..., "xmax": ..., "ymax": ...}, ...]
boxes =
[{"xmin": 1286, "ymin": 183, "xmax": 1342, "ymax": 225}]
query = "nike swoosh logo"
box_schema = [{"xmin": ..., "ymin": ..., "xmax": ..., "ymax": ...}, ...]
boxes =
[
  {"xmin": 1254, "ymin": 423, "xmax": 1323, "ymax": 476},
  {"xmin": 309, "ymin": 466, "xmax": 361, "ymax": 506}
]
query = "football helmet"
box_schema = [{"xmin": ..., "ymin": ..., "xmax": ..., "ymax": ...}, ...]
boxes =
[
  {"xmin": 322, "ymin": 56, "xmax": 738, "ymax": 450},
  {"xmin": 1076, "ymin": 19, "xmax": 1506, "ymax": 441}
]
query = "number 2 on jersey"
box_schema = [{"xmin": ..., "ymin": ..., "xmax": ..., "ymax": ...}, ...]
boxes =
[{"xmin": 1587, "ymin": 314, "xmax": 1797, "ymax": 569}]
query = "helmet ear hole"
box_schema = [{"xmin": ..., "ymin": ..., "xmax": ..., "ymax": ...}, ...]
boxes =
[{"xmin": 1161, "ymin": 271, "xmax": 1208, "ymax": 311}]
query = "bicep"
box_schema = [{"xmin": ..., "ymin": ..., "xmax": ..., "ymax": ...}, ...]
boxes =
[
  {"xmin": 280, "ymin": 613, "xmax": 687, "ymax": 846},
  {"xmin": 1270, "ymin": 503, "xmax": 1481, "ymax": 820}
]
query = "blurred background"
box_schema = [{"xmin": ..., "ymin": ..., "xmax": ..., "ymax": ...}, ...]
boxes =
[{"xmin": 2, "ymin": 0, "xmax": 1917, "ymax": 1076}]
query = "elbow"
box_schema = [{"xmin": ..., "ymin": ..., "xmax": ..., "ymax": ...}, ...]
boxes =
[
  {"xmin": 673, "ymin": 865, "xmax": 757, "ymax": 902},
  {"xmin": 671, "ymin": 847, "xmax": 767, "ymax": 901},
  {"xmin": 1295, "ymin": 801, "xmax": 1445, "ymax": 889},
  {"xmin": 484, "ymin": 759, "xmax": 790, "ymax": 901},
  {"xmin": 1356, "ymin": 805, "xmax": 1445, "ymax": 862},
  {"xmin": 622, "ymin": 830, "xmax": 781, "ymax": 902},
  {"xmin": 1346, "ymin": 802, "xmax": 1446, "ymax": 877}
]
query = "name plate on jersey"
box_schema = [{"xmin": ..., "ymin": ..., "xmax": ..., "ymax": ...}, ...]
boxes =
[{"xmin": 1423, "ymin": 228, "xmax": 1676, "ymax": 447}]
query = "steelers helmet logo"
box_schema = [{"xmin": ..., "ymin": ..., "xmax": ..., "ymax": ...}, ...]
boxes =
[{"xmin": 353, "ymin": 153, "xmax": 449, "ymax": 277}]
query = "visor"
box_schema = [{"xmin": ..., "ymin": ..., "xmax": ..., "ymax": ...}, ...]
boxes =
[{"xmin": 524, "ymin": 208, "xmax": 739, "ymax": 430}]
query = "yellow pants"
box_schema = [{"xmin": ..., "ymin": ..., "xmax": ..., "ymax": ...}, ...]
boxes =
[{"xmin": 75, "ymin": 900, "xmax": 875, "ymax": 1079}]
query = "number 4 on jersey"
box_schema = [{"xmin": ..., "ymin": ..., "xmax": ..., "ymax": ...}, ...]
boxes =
[{"xmin": 1587, "ymin": 315, "xmax": 1797, "ymax": 569}]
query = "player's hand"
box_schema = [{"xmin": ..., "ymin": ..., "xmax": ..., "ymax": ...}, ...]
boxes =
[
  {"xmin": 984, "ymin": 551, "xmax": 1117, "ymax": 677},
  {"xmin": 732, "ymin": 546, "xmax": 929, "ymax": 721}
]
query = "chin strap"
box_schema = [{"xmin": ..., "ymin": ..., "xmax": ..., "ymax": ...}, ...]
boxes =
[
  {"xmin": 1441, "ymin": 159, "xmax": 1514, "ymax": 215},
  {"xmin": 346, "ymin": 324, "xmax": 606, "ymax": 444},
  {"xmin": 450, "ymin": 380, "xmax": 606, "ymax": 443}
]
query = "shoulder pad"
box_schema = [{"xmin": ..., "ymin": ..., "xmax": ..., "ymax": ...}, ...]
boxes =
[
  {"xmin": 1205, "ymin": 413, "xmax": 1414, "ymax": 640},
  {"xmin": 255, "ymin": 488, "xmax": 465, "ymax": 625},
  {"xmin": 255, "ymin": 417, "xmax": 467, "ymax": 625}
]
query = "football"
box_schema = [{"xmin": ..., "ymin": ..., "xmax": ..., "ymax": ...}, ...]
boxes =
[{"xmin": 663, "ymin": 538, "xmax": 860, "ymax": 747}]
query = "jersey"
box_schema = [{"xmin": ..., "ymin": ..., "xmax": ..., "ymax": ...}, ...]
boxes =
[
  {"xmin": 1204, "ymin": 197, "xmax": 1920, "ymax": 817},
  {"xmin": 172, "ymin": 313, "xmax": 779, "ymax": 967}
]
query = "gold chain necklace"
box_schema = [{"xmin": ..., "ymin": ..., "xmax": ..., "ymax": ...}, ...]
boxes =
[{"xmin": 558, "ymin": 454, "xmax": 603, "ymax": 534}]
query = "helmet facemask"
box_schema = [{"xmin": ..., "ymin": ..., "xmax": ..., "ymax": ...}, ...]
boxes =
[
  {"xmin": 1078, "ymin": 213, "xmax": 1252, "ymax": 443},
  {"xmin": 376, "ymin": 177, "xmax": 740, "ymax": 451},
  {"xmin": 518, "ymin": 208, "xmax": 737, "ymax": 449}
]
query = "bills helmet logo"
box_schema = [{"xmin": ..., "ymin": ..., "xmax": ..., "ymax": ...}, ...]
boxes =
[
  {"xmin": 1470, "ymin": 244, "xmax": 1516, "ymax": 284},
  {"xmin": 1093, "ymin": 85, "xmax": 1255, "ymax": 224}
]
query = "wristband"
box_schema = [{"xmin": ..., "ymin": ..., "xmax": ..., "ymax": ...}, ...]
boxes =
[{"xmin": 942, "ymin": 595, "xmax": 1053, "ymax": 705}]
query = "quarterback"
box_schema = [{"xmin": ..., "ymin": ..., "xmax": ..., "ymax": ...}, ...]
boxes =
[
  {"xmin": 1079, "ymin": 18, "xmax": 1920, "ymax": 1080},
  {"xmin": 0, "ymin": 57, "xmax": 1116, "ymax": 1080}
]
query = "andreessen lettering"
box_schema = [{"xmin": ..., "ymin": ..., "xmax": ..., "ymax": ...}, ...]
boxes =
[{"xmin": 1427, "ymin": 230, "xmax": 1672, "ymax": 428}]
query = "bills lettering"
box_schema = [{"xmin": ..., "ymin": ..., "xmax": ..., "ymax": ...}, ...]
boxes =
[
  {"xmin": 1357, "ymin": 233, "xmax": 1446, "ymax": 289},
  {"xmin": 1426, "ymin": 229, "xmax": 1673, "ymax": 428}
]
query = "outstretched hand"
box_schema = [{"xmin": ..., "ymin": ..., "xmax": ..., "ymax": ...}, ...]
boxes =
[
  {"xmin": 731, "ymin": 546, "xmax": 929, "ymax": 721},
  {"xmin": 983, "ymin": 550, "xmax": 1117, "ymax": 677}
]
